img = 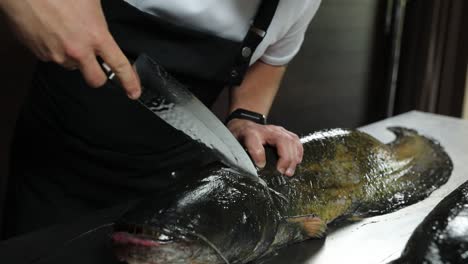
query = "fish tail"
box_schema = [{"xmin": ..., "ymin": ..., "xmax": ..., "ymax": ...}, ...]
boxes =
[
  {"xmin": 354, "ymin": 127, "xmax": 453, "ymax": 217},
  {"xmin": 386, "ymin": 127, "xmax": 452, "ymax": 176}
]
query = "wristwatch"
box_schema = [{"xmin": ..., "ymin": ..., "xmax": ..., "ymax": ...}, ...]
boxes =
[{"xmin": 225, "ymin": 108, "xmax": 267, "ymax": 125}]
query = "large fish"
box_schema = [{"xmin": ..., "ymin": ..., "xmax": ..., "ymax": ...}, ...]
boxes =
[
  {"xmin": 390, "ymin": 180, "xmax": 468, "ymax": 264},
  {"xmin": 111, "ymin": 127, "xmax": 453, "ymax": 264}
]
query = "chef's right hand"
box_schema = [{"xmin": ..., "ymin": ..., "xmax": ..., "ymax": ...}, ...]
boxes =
[{"xmin": 0, "ymin": 0, "xmax": 141, "ymax": 99}]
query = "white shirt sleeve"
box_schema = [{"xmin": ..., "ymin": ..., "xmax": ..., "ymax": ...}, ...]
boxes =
[{"xmin": 260, "ymin": 0, "xmax": 321, "ymax": 66}]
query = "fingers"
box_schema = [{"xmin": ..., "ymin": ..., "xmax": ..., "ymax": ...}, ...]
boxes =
[
  {"xmin": 5, "ymin": 0, "xmax": 139, "ymax": 96},
  {"xmin": 265, "ymin": 126, "xmax": 302, "ymax": 177},
  {"xmin": 61, "ymin": 60, "xmax": 79, "ymax": 71},
  {"xmin": 78, "ymin": 54, "xmax": 107, "ymax": 88},
  {"xmin": 46, "ymin": 33, "xmax": 137, "ymax": 95},
  {"xmin": 244, "ymin": 132, "xmax": 267, "ymax": 169},
  {"xmin": 47, "ymin": 44, "xmax": 108, "ymax": 88},
  {"xmin": 274, "ymin": 134, "xmax": 298, "ymax": 176},
  {"xmin": 97, "ymin": 35, "xmax": 141, "ymax": 99},
  {"xmin": 227, "ymin": 119, "xmax": 302, "ymax": 176},
  {"xmin": 284, "ymin": 129, "xmax": 304, "ymax": 163}
]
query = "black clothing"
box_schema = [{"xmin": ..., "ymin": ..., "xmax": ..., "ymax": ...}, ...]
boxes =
[{"xmin": 3, "ymin": 0, "xmax": 279, "ymax": 238}]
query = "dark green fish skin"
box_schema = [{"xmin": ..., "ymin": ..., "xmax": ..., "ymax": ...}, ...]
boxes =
[
  {"xmin": 111, "ymin": 127, "xmax": 453, "ymax": 264},
  {"xmin": 390, "ymin": 180, "xmax": 468, "ymax": 264}
]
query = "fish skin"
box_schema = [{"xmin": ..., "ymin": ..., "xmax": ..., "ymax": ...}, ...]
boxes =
[
  {"xmin": 112, "ymin": 127, "xmax": 453, "ymax": 264},
  {"xmin": 390, "ymin": 180, "xmax": 468, "ymax": 264}
]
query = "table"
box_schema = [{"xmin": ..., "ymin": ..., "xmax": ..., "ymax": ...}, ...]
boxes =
[
  {"xmin": 1, "ymin": 111, "xmax": 467, "ymax": 264},
  {"xmin": 264, "ymin": 111, "xmax": 468, "ymax": 264}
]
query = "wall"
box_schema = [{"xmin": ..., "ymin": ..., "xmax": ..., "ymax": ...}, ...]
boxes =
[
  {"xmin": 463, "ymin": 69, "xmax": 468, "ymax": 119},
  {"xmin": 268, "ymin": 0, "xmax": 385, "ymax": 135}
]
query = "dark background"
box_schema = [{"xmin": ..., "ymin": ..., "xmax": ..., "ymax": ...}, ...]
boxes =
[
  {"xmin": 213, "ymin": 0, "xmax": 387, "ymax": 132},
  {"xmin": 0, "ymin": 13, "xmax": 36, "ymax": 237},
  {"xmin": 1, "ymin": 0, "xmax": 467, "ymax": 237},
  {"xmin": 269, "ymin": 0, "xmax": 384, "ymax": 133}
]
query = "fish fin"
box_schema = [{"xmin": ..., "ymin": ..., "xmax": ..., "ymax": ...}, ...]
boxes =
[
  {"xmin": 347, "ymin": 215, "xmax": 365, "ymax": 222},
  {"xmin": 286, "ymin": 215, "xmax": 327, "ymax": 238},
  {"xmin": 387, "ymin": 126, "xmax": 418, "ymax": 139}
]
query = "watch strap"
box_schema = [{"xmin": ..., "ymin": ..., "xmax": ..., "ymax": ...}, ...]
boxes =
[{"xmin": 226, "ymin": 108, "xmax": 267, "ymax": 125}]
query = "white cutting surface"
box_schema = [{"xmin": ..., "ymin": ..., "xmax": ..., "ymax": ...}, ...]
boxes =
[{"xmin": 264, "ymin": 111, "xmax": 468, "ymax": 264}]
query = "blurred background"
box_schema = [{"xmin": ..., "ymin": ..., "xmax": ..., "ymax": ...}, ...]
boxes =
[
  {"xmin": 266, "ymin": 0, "xmax": 467, "ymax": 134},
  {"xmin": 0, "ymin": 0, "xmax": 467, "ymax": 232}
]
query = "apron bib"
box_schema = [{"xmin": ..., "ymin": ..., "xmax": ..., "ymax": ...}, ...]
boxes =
[{"xmin": 4, "ymin": 0, "xmax": 279, "ymax": 237}]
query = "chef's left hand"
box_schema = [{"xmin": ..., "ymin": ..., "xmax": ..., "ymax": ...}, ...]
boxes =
[{"xmin": 227, "ymin": 119, "xmax": 303, "ymax": 177}]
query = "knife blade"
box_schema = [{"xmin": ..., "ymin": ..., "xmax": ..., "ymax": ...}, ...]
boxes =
[{"xmin": 101, "ymin": 54, "xmax": 259, "ymax": 179}]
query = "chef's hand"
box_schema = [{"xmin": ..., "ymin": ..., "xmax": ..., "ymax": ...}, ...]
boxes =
[
  {"xmin": 0, "ymin": 0, "xmax": 140, "ymax": 99},
  {"xmin": 227, "ymin": 119, "xmax": 303, "ymax": 177}
]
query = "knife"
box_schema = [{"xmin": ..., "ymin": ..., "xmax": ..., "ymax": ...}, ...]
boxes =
[{"xmin": 101, "ymin": 54, "xmax": 259, "ymax": 179}]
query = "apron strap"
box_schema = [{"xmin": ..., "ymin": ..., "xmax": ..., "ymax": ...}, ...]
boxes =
[
  {"xmin": 227, "ymin": 0, "xmax": 281, "ymax": 85},
  {"xmin": 252, "ymin": 0, "xmax": 281, "ymax": 34}
]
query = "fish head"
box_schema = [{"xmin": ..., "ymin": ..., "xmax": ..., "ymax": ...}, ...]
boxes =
[
  {"xmin": 112, "ymin": 191, "xmax": 231, "ymax": 264},
  {"xmin": 112, "ymin": 167, "xmax": 275, "ymax": 264}
]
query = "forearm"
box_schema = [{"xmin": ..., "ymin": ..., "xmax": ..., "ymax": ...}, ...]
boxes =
[
  {"xmin": 227, "ymin": 61, "xmax": 302, "ymax": 176},
  {"xmin": 229, "ymin": 60, "xmax": 286, "ymax": 116}
]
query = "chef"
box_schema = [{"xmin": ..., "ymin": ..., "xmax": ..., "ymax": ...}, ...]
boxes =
[{"xmin": 0, "ymin": 0, "xmax": 321, "ymax": 236}]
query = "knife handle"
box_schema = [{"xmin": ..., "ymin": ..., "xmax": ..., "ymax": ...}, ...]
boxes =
[
  {"xmin": 263, "ymin": 145, "xmax": 279, "ymax": 170},
  {"xmin": 100, "ymin": 61, "xmax": 116, "ymax": 81},
  {"xmin": 98, "ymin": 60, "xmax": 127, "ymax": 92}
]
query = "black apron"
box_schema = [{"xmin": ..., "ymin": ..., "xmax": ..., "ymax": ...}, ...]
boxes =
[{"xmin": 3, "ymin": 0, "xmax": 279, "ymax": 237}]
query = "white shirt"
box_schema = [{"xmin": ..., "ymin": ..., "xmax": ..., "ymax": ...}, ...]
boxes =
[{"xmin": 124, "ymin": 0, "xmax": 321, "ymax": 65}]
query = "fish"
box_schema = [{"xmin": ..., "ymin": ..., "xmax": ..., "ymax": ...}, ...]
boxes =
[
  {"xmin": 111, "ymin": 127, "xmax": 453, "ymax": 264},
  {"xmin": 390, "ymin": 180, "xmax": 468, "ymax": 264}
]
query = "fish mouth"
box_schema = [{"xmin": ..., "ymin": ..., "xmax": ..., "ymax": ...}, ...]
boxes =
[
  {"xmin": 113, "ymin": 223, "xmax": 174, "ymax": 244},
  {"xmin": 112, "ymin": 231, "xmax": 162, "ymax": 248},
  {"xmin": 111, "ymin": 223, "xmax": 227, "ymax": 264},
  {"xmin": 112, "ymin": 223, "xmax": 181, "ymax": 263}
]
